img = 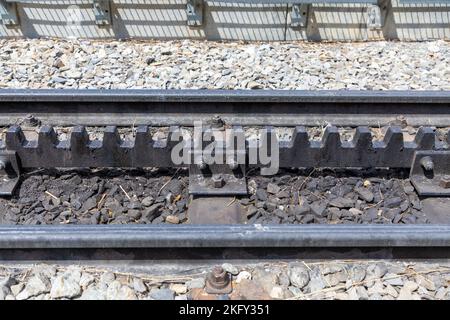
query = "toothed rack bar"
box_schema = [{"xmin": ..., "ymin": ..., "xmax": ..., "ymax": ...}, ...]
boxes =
[
  {"xmin": 0, "ymin": 125, "xmax": 447, "ymax": 168},
  {"xmin": 1, "ymin": 89, "xmax": 450, "ymax": 196}
]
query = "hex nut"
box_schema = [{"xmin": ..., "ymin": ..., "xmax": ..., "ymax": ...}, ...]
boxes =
[
  {"xmin": 439, "ymin": 176, "xmax": 450, "ymax": 189},
  {"xmin": 212, "ymin": 175, "xmax": 225, "ymax": 188}
]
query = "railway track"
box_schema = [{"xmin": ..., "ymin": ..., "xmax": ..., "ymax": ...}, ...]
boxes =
[{"xmin": 1, "ymin": 89, "xmax": 450, "ymax": 263}]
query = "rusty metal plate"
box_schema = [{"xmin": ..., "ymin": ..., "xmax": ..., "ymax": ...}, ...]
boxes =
[
  {"xmin": 410, "ymin": 151, "xmax": 450, "ymax": 196},
  {"xmin": 0, "ymin": 150, "xmax": 20, "ymax": 196},
  {"xmin": 189, "ymin": 164, "xmax": 247, "ymax": 196},
  {"xmin": 188, "ymin": 197, "xmax": 244, "ymax": 224},
  {"xmin": 422, "ymin": 198, "xmax": 450, "ymax": 224}
]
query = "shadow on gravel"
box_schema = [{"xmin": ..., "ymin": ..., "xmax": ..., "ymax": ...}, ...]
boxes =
[{"xmin": 2, "ymin": 247, "xmax": 450, "ymax": 263}]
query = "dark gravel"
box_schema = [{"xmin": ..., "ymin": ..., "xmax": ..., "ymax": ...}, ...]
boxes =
[
  {"xmin": 0, "ymin": 168, "xmax": 189, "ymax": 225},
  {"xmin": 243, "ymin": 169, "xmax": 428, "ymax": 225},
  {"xmin": 0, "ymin": 168, "xmax": 428, "ymax": 225}
]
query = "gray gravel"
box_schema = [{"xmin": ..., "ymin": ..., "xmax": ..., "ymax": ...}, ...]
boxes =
[
  {"xmin": 0, "ymin": 39, "xmax": 448, "ymax": 90},
  {"xmin": 1, "ymin": 261, "xmax": 449, "ymax": 300}
]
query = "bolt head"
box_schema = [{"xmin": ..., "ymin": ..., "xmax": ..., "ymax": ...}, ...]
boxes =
[
  {"xmin": 228, "ymin": 159, "xmax": 238, "ymax": 170},
  {"xmin": 210, "ymin": 115, "xmax": 225, "ymax": 129},
  {"xmin": 206, "ymin": 265, "xmax": 230, "ymax": 291},
  {"xmin": 212, "ymin": 266, "xmax": 225, "ymax": 277},
  {"xmin": 212, "ymin": 175, "xmax": 225, "ymax": 188},
  {"xmin": 420, "ymin": 156, "xmax": 434, "ymax": 171},
  {"xmin": 197, "ymin": 160, "xmax": 207, "ymax": 170},
  {"xmin": 439, "ymin": 176, "xmax": 450, "ymax": 189}
]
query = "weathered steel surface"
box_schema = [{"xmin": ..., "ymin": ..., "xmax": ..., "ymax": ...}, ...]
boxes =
[
  {"xmin": 0, "ymin": 125, "xmax": 445, "ymax": 169},
  {"xmin": 0, "ymin": 89, "xmax": 450, "ymax": 126},
  {"xmin": 1, "ymin": 224, "xmax": 450, "ymax": 248},
  {"xmin": 410, "ymin": 151, "xmax": 450, "ymax": 196},
  {"xmin": 188, "ymin": 197, "xmax": 245, "ymax": 224},
  {"xmin": 1, "ymin": 90, "xmax": 450, "ymax": 196}
]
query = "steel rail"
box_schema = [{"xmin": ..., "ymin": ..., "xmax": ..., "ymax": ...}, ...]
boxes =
[
  {"xmin": 0, "ymin": 224, "xmax": 450, "ymax": 249},
  {"xmin": 0, "ymin": 89, "xmax": 450, "ymax": 126},
  {"xmin": 2, "ymin": 89, "xmax": 450, "ymax": 102}
]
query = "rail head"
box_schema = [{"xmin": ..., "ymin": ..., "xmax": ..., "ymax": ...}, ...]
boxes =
[
  {"xmin": 1, "ymin": 224, "xmax": 450, "ymax": 249},
  {"xmin": 0, "ymin": 89, "xmax": 450, "ymax": 104}
]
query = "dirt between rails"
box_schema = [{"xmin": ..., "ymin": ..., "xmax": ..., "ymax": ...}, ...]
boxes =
[{"xmin": 0, "ymin": 167, "xmax": 431, "ymax": 226}]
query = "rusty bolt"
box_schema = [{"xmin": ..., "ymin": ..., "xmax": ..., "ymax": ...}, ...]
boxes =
[
  {"xmin": 212, "ymin": 175, "xmax": 225, "ymax": 188},
  {"xmin": 420, "ymin": 156, "xmax": 434, "ymax": 171},
  {"xmin": 439, "ymin": 176, "xmax": 450, "ymax": 189},
  {"xmin": 207, "ymin": 266, "xmax": 230, "ymax": 290}
]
